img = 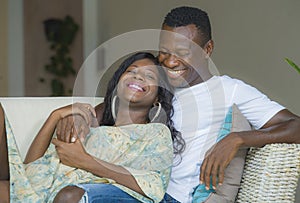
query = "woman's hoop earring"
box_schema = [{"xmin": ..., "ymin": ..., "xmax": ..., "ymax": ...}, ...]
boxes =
[
  {"xmin": 111, "ymin": 95, "xmax": 117, "ymax": 120},
  {"xmin": 149, "ymin": 102, "xmax": 162, "ymax": 122}
]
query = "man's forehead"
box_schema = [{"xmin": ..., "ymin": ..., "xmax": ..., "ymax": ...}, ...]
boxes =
[
  {"xmin": 159, "ymin": 31, "xmax": 204, "ymax": 53},
  {"xmin": 159, "ymin": 30, "xmax": 193, "ymax": 48}
]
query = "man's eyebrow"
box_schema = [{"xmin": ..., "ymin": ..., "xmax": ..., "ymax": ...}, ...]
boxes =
[{"xmin": 159, "ymin": 46, "xmax": 168, "ymax": 50}]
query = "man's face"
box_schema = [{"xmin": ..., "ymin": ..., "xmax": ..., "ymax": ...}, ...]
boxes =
[{"xmin": 158, "ymin": 24, "xmax": 212, "ymax": 88}]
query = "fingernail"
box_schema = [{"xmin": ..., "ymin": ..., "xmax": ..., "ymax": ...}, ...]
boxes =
[
  {"xmin": 213, "ymin": 186, "xmax": 216, "ymax": 190},
  {"xmin": 218, "ymin": 183, "xmax": 223, "ymax": 186},
  {"xmin": 71, "ymin": 137, "xmax": 76, "ymax": 143},
  {"xmin": 205, "ymin": 186, "xmax": 209, "ymax": 190},
  {"xmin": 199, "ymin": 181, "xmax": 203, "ymax": 184}
]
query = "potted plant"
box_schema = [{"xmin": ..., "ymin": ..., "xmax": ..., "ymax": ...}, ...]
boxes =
[{"xmin": 40, "ymin": 15, "xmax": 79, "ymax": 96}]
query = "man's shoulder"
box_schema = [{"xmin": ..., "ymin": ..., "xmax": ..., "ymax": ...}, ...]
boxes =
[
  {"xmin": 219, "ymin": 75, "xmax": 244, "ymax": 83},
  {"xmin": 218, "ymin": 75, "xmax": 253, "ymax": 89}
]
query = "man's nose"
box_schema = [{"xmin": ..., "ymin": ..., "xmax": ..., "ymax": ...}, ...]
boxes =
[{"xmin": 163, "ymin": 54, "xmax": 179, "ymax": 69}]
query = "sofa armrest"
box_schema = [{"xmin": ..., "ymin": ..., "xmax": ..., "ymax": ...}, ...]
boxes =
[{"xmin": 236, "ymin": 143, "xmax": 300, "ymax": 203}]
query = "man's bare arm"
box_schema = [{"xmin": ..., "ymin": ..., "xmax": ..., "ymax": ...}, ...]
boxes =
[{"xmin": 200, "ymin": 109, "xmax": 300, "ymax": 189}]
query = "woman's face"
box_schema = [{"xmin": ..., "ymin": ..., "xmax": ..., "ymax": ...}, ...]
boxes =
[{"xmin": 117, "ymin": 58, "xmax": 159, "ymax": 107}]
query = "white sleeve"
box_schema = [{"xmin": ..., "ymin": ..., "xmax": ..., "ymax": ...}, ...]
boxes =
[{"xmin": 230, "ymin": 79, "xmax": 285, "ymax": 129}]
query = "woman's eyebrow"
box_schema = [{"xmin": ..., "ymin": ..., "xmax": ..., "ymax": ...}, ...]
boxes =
[
  {"xmin": 144, "ymin": 68, "xmax": 159, "ymax": 76},
  {"xmin": 129, "ymin": 64, "xmax": 138, "ymax": 67}
]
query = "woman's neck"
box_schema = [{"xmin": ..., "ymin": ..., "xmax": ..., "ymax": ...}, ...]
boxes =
[{"xmin": 114, "ymin": 107, "xmax": 149, "ymax": 127}]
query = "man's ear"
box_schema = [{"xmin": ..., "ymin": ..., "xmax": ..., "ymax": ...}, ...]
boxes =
[{"xmin": 204, "ymin": 39, "xmax": 214, "ymax": 58}]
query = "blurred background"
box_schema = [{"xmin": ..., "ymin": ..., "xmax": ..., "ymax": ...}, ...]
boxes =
[{"xmin": 0, "ymin": 0, "xmax": 299, "ymax": 114}]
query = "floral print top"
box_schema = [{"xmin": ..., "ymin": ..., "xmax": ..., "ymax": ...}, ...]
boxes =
[{"xmin": 6, "ymin": 115, "xmax": 173, "ymax": 203}]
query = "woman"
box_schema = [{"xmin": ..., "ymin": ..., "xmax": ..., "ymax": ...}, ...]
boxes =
[{"xmin": 0, "ymin": 52, "xmax": 185, "ymax": 203}]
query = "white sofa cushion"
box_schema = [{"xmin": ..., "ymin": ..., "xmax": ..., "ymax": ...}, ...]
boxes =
[{"xmin": 0, "ymin": 97, "xmax": 103, "ymax": 160}]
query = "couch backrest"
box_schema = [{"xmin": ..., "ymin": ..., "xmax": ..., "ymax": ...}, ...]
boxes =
[{"xmin": 0, "ymin": 97, "xmax": 103, "ymax": 160}]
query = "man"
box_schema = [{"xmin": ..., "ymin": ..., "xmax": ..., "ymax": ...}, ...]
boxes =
[{"xmin": 56, "ymin": 6, "xmax": 300, "ymax": 203}]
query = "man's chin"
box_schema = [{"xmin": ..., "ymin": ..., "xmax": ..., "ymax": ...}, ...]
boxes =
[{"xmin": 168, "ymin": 78, "xmax": 189, "ymax": 88}]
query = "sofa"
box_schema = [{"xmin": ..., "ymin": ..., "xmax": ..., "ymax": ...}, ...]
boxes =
[{"xmin": 0, "ymin": 97, "xmax": 299, "ymax": 203}]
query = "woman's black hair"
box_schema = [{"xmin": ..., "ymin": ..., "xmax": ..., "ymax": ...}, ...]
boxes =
[{"xmin": 101, "ymin": 52, "xmax": 185, "ymax": 155}]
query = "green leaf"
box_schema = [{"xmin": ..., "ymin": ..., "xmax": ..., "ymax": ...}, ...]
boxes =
[
  {"xmin": 39, "ymin": 77, "xmax": 45, "ymax": 83},
  {"xmin": 44, "ymin": 15, "xmax": 79, "ymax": 96},
  {"xmin": 51, "ymin": 79, "xmax": 65, "ymax": 96},
  {"xmin": 285, "ymin": 58, "xmax": 300, "ymax": 74}
]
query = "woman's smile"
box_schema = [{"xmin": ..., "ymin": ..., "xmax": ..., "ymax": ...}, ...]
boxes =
[{"xmin": 127, "ymin": 82, "xmax": 146, "ymax": 92}]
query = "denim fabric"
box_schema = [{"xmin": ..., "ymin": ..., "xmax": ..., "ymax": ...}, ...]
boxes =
[
  {"xmin": 159, "ymin": 193, "xmax": 181, "ymax": 203},
  {"xmin": 78, "ymin": 184, "xmax": 141, "ymax": 203}
]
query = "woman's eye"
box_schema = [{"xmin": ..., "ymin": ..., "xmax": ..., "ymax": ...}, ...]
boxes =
[{"xmin": 127, "ymin": 69, "xmax": 136, "ymax": 74}]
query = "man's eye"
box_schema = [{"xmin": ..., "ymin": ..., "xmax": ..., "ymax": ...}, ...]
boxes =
[
  {"xmin": 145, "ymin": 74, "xmax": 155, "ymax": 80},
  {"xmin": 177, "ymin": 51, "xmax": 190, "ymax": 57},
  {"xmin": 159, "ymin": 50, "xmax": 169, "ymax": 55}
]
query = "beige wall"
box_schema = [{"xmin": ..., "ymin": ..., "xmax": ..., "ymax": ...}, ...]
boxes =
[
  {"xmin": 24, "ymin": 0, "xmax": 83, "ymax": 96},
  {"xmin": 95, "ymin": 0, "xmax": 300, "ymax": 114},
  {"xmin": 0, "ymin": 0, "xmax": 8, "ymax": 96},
  {"xmin": 4, "ymin": 0, "xmax": 300, "ymax": 114}
]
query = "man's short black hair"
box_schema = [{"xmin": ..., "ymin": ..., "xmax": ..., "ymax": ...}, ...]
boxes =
[{"xmin": 163, "ymin": 6, "xmax": 212, "ymax": 46}]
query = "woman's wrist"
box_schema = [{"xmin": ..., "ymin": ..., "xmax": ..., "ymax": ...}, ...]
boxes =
[
  {"xmin": 50, "ymin": 109, "xmax": 64, "ymax": 124},
  {"xmin": 78, "ymin": 153, "xmax": 97, "ymax": 171}
]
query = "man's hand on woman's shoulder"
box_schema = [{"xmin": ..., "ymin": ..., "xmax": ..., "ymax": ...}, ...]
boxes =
[{"xmin": 56, "ymin": 102, "xmax": 102, "ymax": 143}]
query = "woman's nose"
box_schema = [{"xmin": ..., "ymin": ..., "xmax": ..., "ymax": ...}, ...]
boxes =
[{"xmin": 133, "ymin": 72, "xmax": 144, "ymax": 81}]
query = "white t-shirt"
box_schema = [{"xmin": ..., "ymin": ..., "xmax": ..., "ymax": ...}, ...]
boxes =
[{"xmin": 167, "ymin": 75, "xmax": 285, "ymax": 203}]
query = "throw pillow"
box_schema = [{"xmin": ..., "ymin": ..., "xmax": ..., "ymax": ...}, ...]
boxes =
[{"xmin": 192, "ymin": 104, "xmax": 251, "ymax": 203}]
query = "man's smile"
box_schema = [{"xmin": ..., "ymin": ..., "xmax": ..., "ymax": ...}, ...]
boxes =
[{"xmin": 166, "ymin": 69, "xmax": 186, "ymax": 79}]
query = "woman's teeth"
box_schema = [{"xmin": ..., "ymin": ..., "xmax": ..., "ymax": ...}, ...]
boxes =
[{"xmin": 128, "ymin": 84, "xmax": 144, "ymax": 91}]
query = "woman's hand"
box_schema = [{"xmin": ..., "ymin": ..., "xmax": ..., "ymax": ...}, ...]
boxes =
[{"xmin": 52, "ymin": 138, "xmax": 91, "ymax": 169}]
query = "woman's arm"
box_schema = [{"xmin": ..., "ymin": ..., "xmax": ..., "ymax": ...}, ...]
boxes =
[
  {"xmin": 52, "ymin": 124, "xmax": 173, "ymax": 201},
  {"xmin": 23, "ymin": 110, "xmax": 61, "ymax": 164},
  {"xmin": 24, "ymin": 103, "xmax": 96, "ymax": 164},
  {"xmin": 51, "ymin": 138, "xmax": 145, "ymax": 196}
]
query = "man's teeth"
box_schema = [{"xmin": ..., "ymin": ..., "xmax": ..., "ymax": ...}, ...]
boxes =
[
  {"xmin": 129, "ymin": 84, "xmax": 143, "ymax": 91},
  {"xmin": 168, "ymin": 69, "xmax": 185, "ymax": 75}
]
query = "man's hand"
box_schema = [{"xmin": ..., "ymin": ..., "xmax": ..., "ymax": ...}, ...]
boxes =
[
  {"xmin": 52, "ymin": 138, "xmax": 91, "ymax": 169},
  {"xmin": 56, "ymin": 115, "xmax": 88, "ymax": 143},
  {"xmin": 200, "ymin": 132, "xmax": 242, "ymax": 190},
  {"xmin": 56, "ymin": 103, "xmax": 99, "ymax": 143}
]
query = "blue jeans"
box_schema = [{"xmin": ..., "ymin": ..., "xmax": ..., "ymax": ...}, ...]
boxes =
[
  {"xmin": 78, "ymin": 183, "xmax": 180, "ymax": 203},
  {"xmin": 159, "ymin": 193, "xmax": 181, "ymax": 203},
  {"xmin": 78, "ymin": 184, "xmax": 141, "ymax": 203}
]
